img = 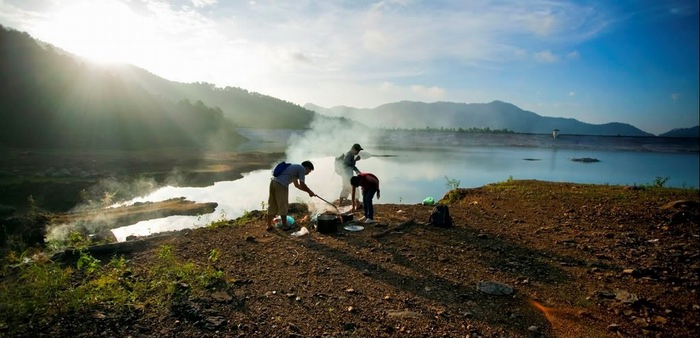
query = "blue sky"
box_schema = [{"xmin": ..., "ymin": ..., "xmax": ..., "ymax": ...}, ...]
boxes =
[{"xmin": 0, "ymin": 0, "xmax": 697, "ymax": 135}]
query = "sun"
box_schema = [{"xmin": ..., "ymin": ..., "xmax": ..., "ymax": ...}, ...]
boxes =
[{"xmin": 34, "ymin": 0, "xmax": 152, "ymax": 64}]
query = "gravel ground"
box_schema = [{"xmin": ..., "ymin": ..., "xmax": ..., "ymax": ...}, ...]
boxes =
[{"xmin": 14, "ymin": 180, "xmax": 700, "ymax": 338}]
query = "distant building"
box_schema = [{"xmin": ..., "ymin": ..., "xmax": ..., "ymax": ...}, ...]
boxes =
[{"xmin": 552, "ymin": 129, "xmax": 560, "ymax": 138}]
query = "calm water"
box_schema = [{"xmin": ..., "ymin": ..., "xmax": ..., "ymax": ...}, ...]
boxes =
[{"xmin": 111, "ymin": 144, "xmax": 699, "ymax": 241}]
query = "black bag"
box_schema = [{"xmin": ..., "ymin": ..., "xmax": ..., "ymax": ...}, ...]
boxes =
[
  {"xmin": 272, "ymin": 161, "xmax": 291, "ymax": 177},
  {"xmin": 428, "ymin": 205, "xmax": 453, "ymax": 227}
]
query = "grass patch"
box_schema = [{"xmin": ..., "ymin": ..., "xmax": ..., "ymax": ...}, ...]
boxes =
[{"xmin": 0, "ymin": 244, "xmax": 229, "ymax": 336}]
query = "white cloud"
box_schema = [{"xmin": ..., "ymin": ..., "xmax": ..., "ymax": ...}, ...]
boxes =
[
  {"xmin": 569, "ymin": 92, "xmax": 576, "ymax": 96},
  {"xmin": 534, "ymin": 50, "xmax": 558, "ymax": 63},
  {"xmin": 411, "ymin": 85, "xmax": 446, "ymax": 100},
  {"xmin": 192, "ymin": 0, "xmax": 217, "ymax": 8},
  {"xmin": 671, "ymin": 93, "xmax": 680, "ymax": 101},
  {"xmin": 567, "ymin": 50, "xmax": 580, "ymax": 59}
]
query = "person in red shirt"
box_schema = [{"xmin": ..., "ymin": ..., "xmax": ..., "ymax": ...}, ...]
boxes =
[{"xmin": 350, "ymin": 172, "xmax": 380, "ymax": 223}]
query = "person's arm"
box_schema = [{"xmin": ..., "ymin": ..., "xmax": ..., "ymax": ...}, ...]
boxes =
[
  {"xmin": 368, "ymin": 174, "xmax": 380, "ymax": 199},
  {"xmin": 351, "ymin": 185, "xmax": 357, "ymax": 210},
  {"xmin": 293, "ymin": 179, "xmax": 315, "ymax": 197}
]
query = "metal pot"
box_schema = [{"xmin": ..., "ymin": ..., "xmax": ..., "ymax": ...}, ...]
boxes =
[
  {"xmin": 316, "ymin": 214, "xmax": 339, "ymax": 233},
  {"xmin": 340, "ymin": 212, "xmax": 354, "ymax": 223}
]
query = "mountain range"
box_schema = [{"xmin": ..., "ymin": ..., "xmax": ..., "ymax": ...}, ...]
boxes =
[
  {"xmin": 658, "ymin": 126, "xmax": 700, "ymax": 138},
  {"xmin": 0, "ymin": 24, "xmax": 697, "ymax": 152},
  {"xmin": 304, "ymin": 102, "xmax": 699, "ymax": 137}
]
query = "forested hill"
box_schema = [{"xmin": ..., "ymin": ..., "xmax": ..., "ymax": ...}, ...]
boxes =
[
  {"xmin": 658, "ymin": 126, "xmax": 700, "ymax": 138},
  {"xmin": 114, "ymin": 67, "xmax": 315, "ymax": 129},
  {"xmin": 305, "ymin": 101, "xmax": 655, "ymax": 137},
  {"xmin": 1, "ymin": 26, "xmax": 291, "ymax": 150}
]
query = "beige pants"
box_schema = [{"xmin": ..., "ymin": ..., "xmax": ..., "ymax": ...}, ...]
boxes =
[
  {"xmin": 339, "ymin": 171, "xmax": 353, "ymax": 199},
  {"xmin": 268, "ymin": 180, "xmax": 289, "ymax": 216}
]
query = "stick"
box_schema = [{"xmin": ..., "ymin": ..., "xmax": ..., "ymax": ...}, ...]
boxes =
[{"xmin": 371, "ymin": 219, "xmax": 415, "ymax": 238}]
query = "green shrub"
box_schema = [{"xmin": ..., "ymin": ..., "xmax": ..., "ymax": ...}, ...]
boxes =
[{"xmin": 0, "ymin": 245, "xmax": 230, "ymax": 335}]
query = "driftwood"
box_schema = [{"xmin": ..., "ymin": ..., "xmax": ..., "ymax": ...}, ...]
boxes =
[
  {"xmin": 51, "ymin": 232, "xmax": 184, "ymax": 264},
  {"xmin": 371, "ymin": 219, "xmax": 415, "ymax": 238}
]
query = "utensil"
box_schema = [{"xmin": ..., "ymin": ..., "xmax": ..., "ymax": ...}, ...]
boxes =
[
  {"xmin": 343, "ymin": 225, "xmax": 364, "ymax": 232},
  {"xmin": 315, "ymin": 195, "xmax": 340, "ymax": 213}
]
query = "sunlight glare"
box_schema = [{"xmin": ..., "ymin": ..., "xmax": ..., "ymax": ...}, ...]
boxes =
[{"xmin": 35, "ymin": 0, "xmax": 151, "ymax": 64}]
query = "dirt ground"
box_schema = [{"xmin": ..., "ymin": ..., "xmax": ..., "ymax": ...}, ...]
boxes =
[
  {"xmin": 2, "ymin": 146, "xmax": 699, "ymax": 337},
  {"xmin": 26, "ymin": 180, "xmax": 699, "ymax": 338}
]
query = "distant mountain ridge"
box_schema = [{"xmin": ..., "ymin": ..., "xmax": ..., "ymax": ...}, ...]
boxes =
[
  {"xmin": 658, "ymin": 126, "xmax": 700, "ymax": 138},
  {"xmin": 305, "ymin": 101, "xmax": 660, "ymax": 137}
]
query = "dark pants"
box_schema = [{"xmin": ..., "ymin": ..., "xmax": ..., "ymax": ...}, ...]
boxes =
[{"xmin": 362, "ymin": 188, "xmax": 377, "ymax": 220}]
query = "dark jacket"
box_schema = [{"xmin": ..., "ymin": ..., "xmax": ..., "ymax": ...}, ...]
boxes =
[{"xmin": 343, "ymin": 151, "xmax": 359, "ymax": 175}]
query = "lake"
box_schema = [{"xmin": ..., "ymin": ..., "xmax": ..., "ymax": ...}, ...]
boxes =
[{"xmin": 111, "ymin": 132, "xmax": 699, "ymax": 241}]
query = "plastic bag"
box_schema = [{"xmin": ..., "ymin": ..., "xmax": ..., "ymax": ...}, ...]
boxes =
[
  {"xmin": 291, "ymin": 227, "xmax": 309, "ymax": 237},
  {"xmin": 422, "ymin": 197, "xmax": 435, "ymax": 205},
  {"xmin": 274, "ymin": 215, "xmax": 295, "ymax": 227}
]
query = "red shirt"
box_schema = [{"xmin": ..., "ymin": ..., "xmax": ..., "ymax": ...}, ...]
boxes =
[{"xmin": 357, "ymin": 173, "xmax": 380, "ymax": 191}]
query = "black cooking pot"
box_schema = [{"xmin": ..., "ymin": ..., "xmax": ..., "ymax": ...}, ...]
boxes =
[
  {"xmin": 340, "ymin": 212, "xmax": 354, "ymax": 223},
  {"xmin": 316, "ymin": 214, "xmax": 339, "ymax": 234}
]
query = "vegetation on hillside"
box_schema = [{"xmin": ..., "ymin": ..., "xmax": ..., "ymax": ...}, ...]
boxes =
[
  {"xmin": 135, "ymin": 80, "xmax": 317, "ymax": 129},
  {"xmin": 0, "ymin": 25, "xmax": 246, "ymax": 150}
]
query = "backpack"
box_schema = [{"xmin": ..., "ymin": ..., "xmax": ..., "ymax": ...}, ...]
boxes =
[
  {"xmin": 272, "ymin": 161, "xmax": 292, "ymax": 177},
  {"xmin": 334, "ymin": 154, "xmax": 345, "ymax": 175},
  {"xmin": 428, "ymin": 205, "xmax": 453, "ymax": 227}
]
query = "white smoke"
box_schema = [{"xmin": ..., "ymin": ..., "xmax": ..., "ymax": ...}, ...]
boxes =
[
  {"xmin": 279, "ymin": 114, "xmax": 383, "ymax": 209},
  {"xmin": 285, "ymin": 116, "xmax": 380, "ymax": 160}
]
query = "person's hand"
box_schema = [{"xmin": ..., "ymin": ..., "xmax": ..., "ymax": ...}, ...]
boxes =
[
  {"xmin": 355, "ymin": 155, "xmax": 361, "ymax": 161},
  {"xmin": 308, "ymin": 191, "xmax": 315, "ymax": 197},
  {"xmin": 377, "ymin": 191, "xmax": 381, "ymax": 199}
]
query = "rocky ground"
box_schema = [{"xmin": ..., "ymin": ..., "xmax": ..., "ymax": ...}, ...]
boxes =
[
  {"xmin": 18, "ymin": 180, "xmax": 698, "ymax": 338},
  {"xmin": 1, "ymin": 144, "xmax": 699, "ymax": 338}
]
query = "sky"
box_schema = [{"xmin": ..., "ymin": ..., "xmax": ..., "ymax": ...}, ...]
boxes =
[{"xmin": 0, "ymin": 0, "xmax": 698, "ymax": 135}]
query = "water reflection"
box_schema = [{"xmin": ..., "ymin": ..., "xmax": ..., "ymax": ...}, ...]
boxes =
[{"xmin": 112, "ymin": 146, "xmax": 699, "ymax": 241}]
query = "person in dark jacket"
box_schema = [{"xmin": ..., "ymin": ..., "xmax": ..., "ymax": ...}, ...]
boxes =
[
  {"xmin": 350, "ymin": 172, "xmax": 380, "ymax": 224},
  {"xmin": 338, "ymin": 143, "xmax": 363, "ymax": 206}
]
